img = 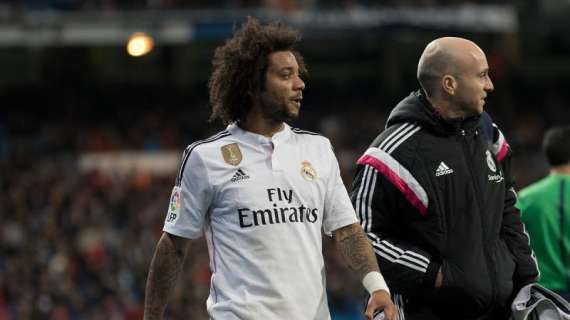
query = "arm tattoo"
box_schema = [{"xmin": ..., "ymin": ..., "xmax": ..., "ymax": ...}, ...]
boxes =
[
  {"xmin": 334, "ymin": 223, "xmax": 379, "ymax": 278},
  {"xmin": 144, "ymin": 234, "xmax": 188, "ymax": 320}
]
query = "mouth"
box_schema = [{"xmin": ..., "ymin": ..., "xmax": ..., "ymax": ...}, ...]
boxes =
[{"xmin": 291, "ymin": 96, "xmax": 303, "ymax": 108}]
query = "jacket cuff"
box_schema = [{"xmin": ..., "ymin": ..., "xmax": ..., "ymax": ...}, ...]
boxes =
[{"xmin": 422, "ymin": 260, "xmax": 441, "ymax": 288}]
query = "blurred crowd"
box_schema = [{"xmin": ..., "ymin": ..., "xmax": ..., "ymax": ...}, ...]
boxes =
[
  {"xmin": 1, "ymin": 162, "xmax": 164, "ymax": 319},
  {"xmin": 0, "ymin": 0, "xmax": 511, "ymax": 11}
]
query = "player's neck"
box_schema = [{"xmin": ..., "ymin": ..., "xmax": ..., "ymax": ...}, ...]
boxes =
[
  {"xmin": 239, "ymin": 112, "xmax": 284, "ymax": 138},
  {"xmin": 551, "ymin": 164, "xmax": 570, "ymax": 176}
]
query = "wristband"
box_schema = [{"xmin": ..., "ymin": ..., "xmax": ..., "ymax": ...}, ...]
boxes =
[{"xmin": 362, "ymin": 271, "xmax": 390, "ymax": 295}]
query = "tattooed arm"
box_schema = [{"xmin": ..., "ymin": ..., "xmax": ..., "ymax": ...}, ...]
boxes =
[
  {"xmin": 144, "ymin": 232, "xmax": 191, "ymax": 320},
  {"xmin": 333, "ymin": 223, "xmax": 398, "ymax": 320},
  {"xmin": 333, "ymin": 223, "xmax": 380, "ymax": 277}
]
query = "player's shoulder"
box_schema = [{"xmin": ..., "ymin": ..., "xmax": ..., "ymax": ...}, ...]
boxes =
[
  {"xmin": 290, "ymin": 126, "xmax": 330, "ymax": 145},
  {"xmin": 183, "ymin": 129, "xmax": 233, "ymax": 158},
  {"xmin": 175, "ymin": 129, "xmax": 232, "ymax": 185},
  {"xmin": 369, "ymin": 122, "xmax": 422, "ymax": 153},
  {"xmin": 356, "ymin": 122, "xmax": 422, "ymax": 172},
  {"xmin": 519, "ymin": 176, "xmax": 558, "ymax": 200},
  {"xmin": 517, "ymin": 182, "xmax": 545, "ymax": 213}
]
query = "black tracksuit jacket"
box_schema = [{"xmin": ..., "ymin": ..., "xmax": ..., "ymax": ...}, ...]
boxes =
[{"xmin": 351, "ymin": 91, "xmax": 539, "ymax": 319}]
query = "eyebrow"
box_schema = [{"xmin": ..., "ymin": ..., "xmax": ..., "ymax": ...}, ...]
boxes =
[{"xmin": 278, "ymin": 67, "xmax": 294, "ymax": 73}]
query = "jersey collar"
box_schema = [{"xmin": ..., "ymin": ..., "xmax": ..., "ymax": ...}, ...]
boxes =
[{"xmin": 227, "ymin": 122, "xmax": 292, "ymax": 146}]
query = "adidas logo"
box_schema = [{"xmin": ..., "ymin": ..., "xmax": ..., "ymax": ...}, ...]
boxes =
[
  {"xmin": 231, "ymin": 168, "xmax": 250, "ymax": 182},
  {"xmin": 435, "ymin": 161, "xmax": 454, "ymax": 177}
]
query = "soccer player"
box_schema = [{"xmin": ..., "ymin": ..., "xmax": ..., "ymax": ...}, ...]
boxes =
[
  {"xmin": 143, "ymin": 17, "xmax": 396, "ymax": 320},
  {"xmin": 351, "ymin": 37, "xmax": 539, "ymax": 319},
  {"xmin": 517, "ymin": 125, "xmax": 570, "ymax": 302}
]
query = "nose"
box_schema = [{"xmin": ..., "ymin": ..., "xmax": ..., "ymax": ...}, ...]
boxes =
[
  {"xmin": 485, "ymin": 75, "xmax": 494, "ymax": 92},
  {"xmin": 294, "ymin": 75, "xmax": 305, "ymax": 91}
]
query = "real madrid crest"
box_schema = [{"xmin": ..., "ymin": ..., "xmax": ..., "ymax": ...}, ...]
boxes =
[
  {"xmin": 301, "ymin": 160, "xmax": 317, "ymax": 181},
  {"xmin": 486, "ymin": 150, "xmax": 497, "ymax": 172},
  {"xmin": 221, "ymin": 143, "xmax": 242, "ymax": 166}
]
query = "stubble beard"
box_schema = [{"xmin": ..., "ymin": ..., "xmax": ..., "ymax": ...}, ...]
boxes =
[
  {"xmin": 455, "ymin": 97, "xmax": 483, "ymax": 118},
  {"xmin": 259, "ymin": 92, "xmax": 298, "ymax": 123}
]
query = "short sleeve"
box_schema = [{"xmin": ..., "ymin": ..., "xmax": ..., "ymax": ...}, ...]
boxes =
[
  {"xmin": 163, "ymin": 149, "xmax": 213, "ymax": 239},
  {"xmin": 322, "ymin": 141, "xmax": 358, "ymax": 235}
]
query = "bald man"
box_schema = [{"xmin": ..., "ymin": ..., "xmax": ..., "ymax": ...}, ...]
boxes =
[{"xmin": 350, "ymin": 37, "xmax": 539, "ymax": 320}]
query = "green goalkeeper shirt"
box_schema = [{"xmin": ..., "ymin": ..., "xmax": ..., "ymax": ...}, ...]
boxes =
[{"xmin": 517, "ymin": 174, "xmax": 570, "ymax": 292}]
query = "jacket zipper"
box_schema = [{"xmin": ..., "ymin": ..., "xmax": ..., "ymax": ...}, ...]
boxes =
[{"xmin": 460, "ymin": 129, "xmax": 498, "ymax": 309}]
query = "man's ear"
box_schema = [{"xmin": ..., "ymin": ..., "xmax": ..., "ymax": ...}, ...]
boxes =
[{"xmin": 442, "ymin": 74, "xmax": 457, "ymax": 96}]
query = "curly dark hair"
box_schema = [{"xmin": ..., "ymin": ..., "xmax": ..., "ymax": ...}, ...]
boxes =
[{"xmin": 208, "ymin": 17, "xmax": 306, "ymax": 124}]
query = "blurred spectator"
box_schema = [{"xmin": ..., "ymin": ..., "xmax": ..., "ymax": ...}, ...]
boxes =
[{"xmin": 517, "ymin": 126, "xmax": 570, "ymax": 302}]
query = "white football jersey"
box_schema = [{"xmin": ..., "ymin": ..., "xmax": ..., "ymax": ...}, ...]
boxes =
[{"xmin": 164, "ymin": 123, "xmax": 357, "ymax": 319}]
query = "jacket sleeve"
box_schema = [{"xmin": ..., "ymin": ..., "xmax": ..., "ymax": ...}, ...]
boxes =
[
  {"xmin": 350, "ymin": 157, "xmax": 441, "ymax": 295},
  {"xmin": 495, "ymin": 126, "xmax": 540, "ymax": 291}
]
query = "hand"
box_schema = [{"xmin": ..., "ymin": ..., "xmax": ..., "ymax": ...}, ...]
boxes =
[{"xmin": 365, "ymin": 290, "xmax": 398, "ymax": 320}]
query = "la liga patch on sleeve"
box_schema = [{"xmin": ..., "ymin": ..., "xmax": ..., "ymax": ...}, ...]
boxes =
[{"xmin": 166, "ymin": 186, "xmax": 182, "ymax": 223}]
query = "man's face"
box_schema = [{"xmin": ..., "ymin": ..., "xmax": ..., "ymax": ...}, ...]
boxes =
[
  {"xmin": 258, "ymin": 51, "xmax": 305, "ymax": 123},
  {"xmin": 453, "ymin": 50, "xmax": 494, "ymax": 116}
]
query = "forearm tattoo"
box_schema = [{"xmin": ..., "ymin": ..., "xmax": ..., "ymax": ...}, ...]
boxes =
[
  {"xmin": 144, "ymin": 235, "xmax": 186, "ymax": 320},
  {"xmin": 334, "ymin": 224, "xmax": 379, "ymax": 277}
]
